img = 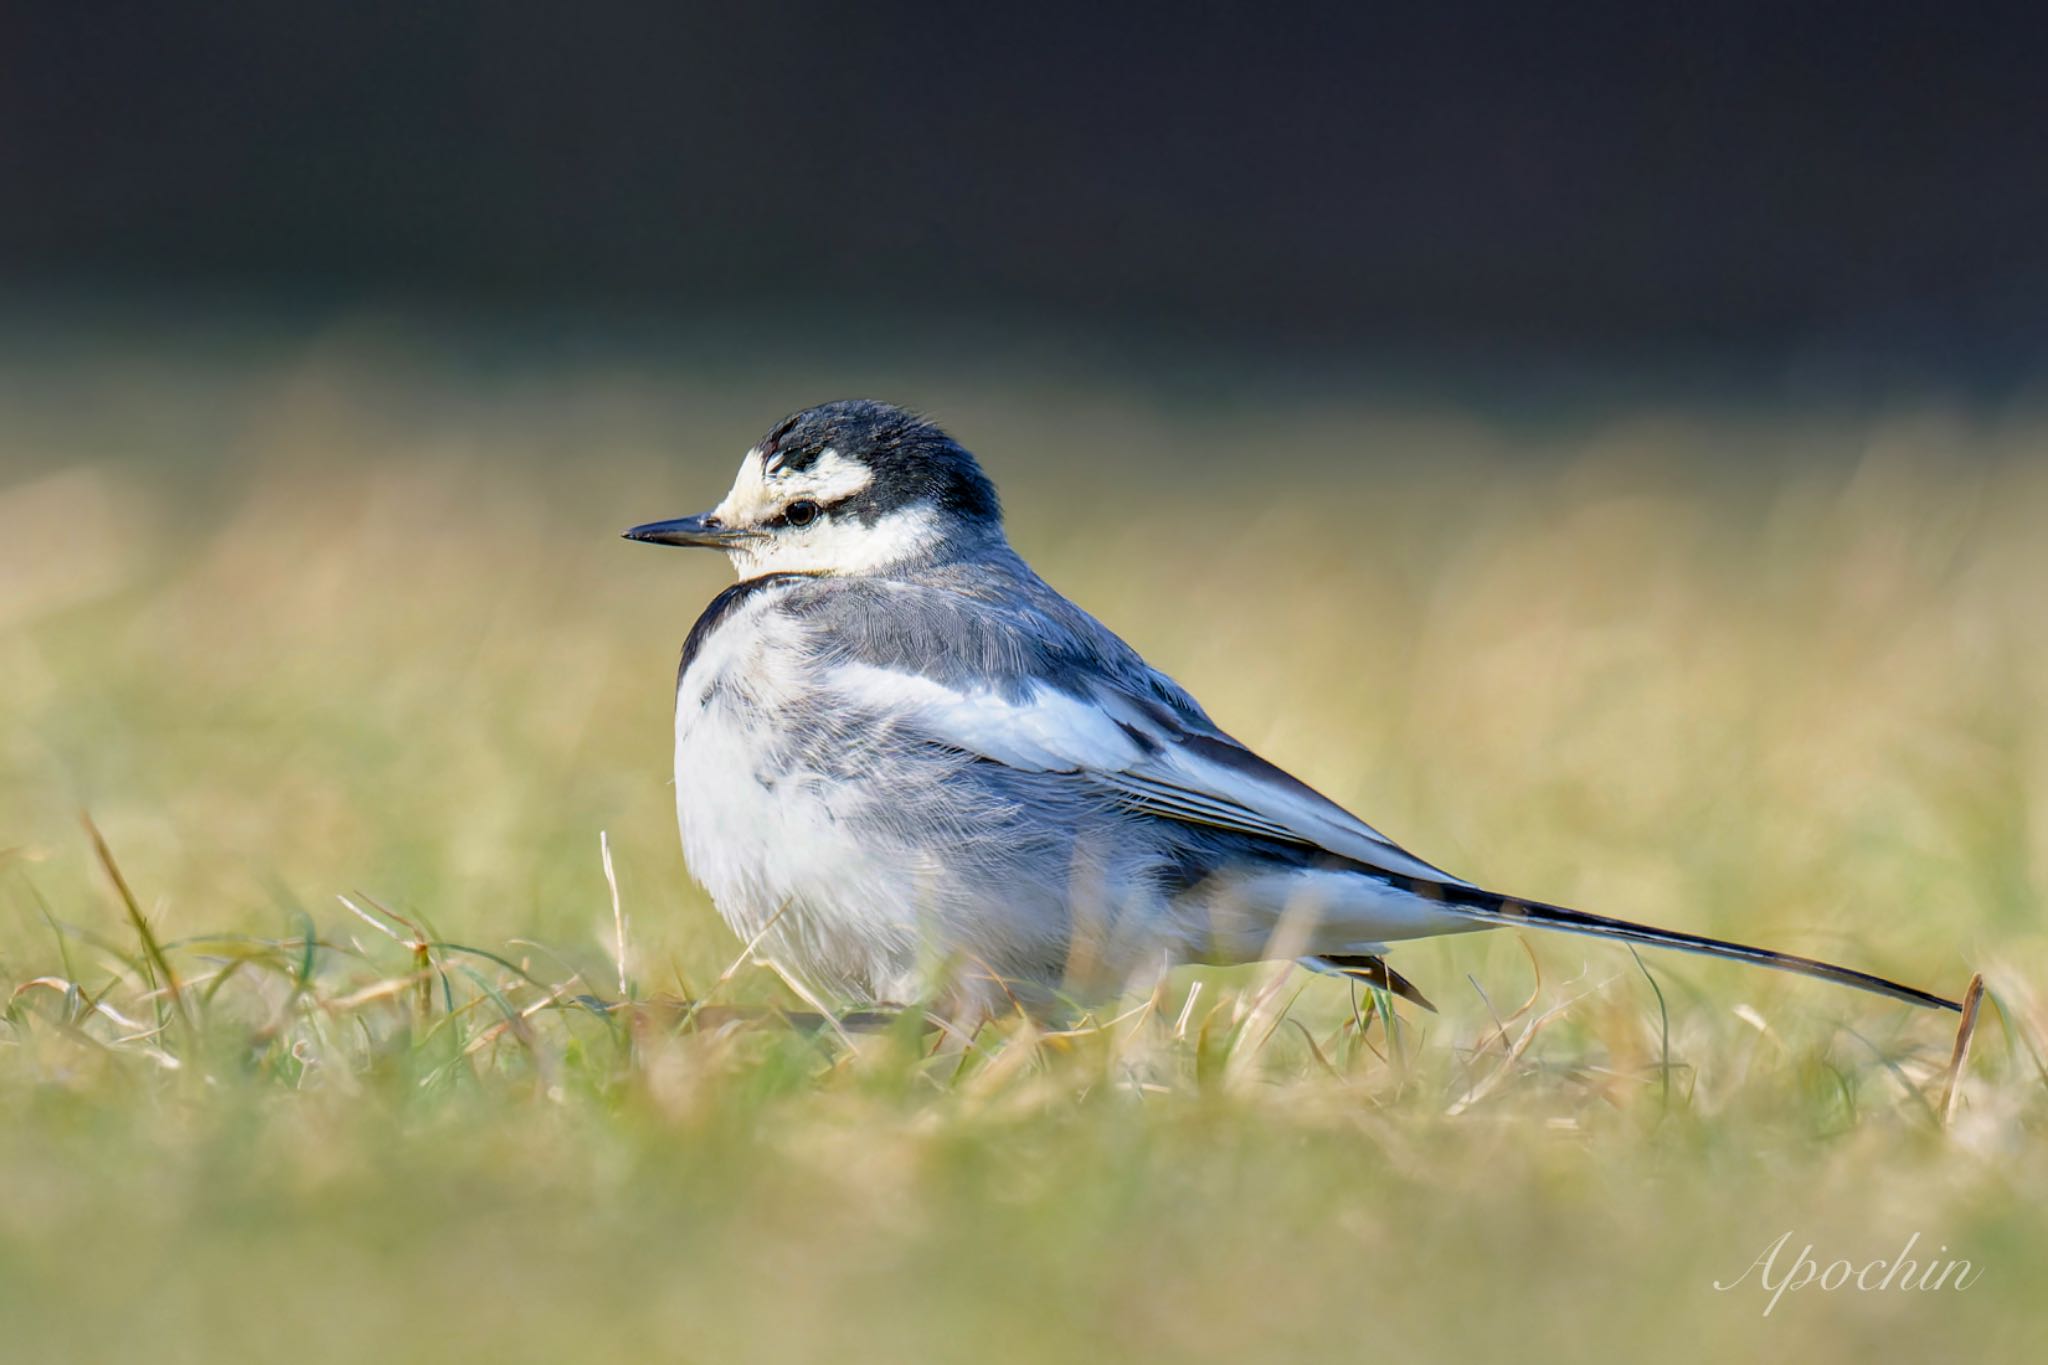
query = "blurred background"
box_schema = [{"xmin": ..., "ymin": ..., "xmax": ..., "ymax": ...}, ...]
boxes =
[
  {"xmin": 5, "ymin": 5, "xmax": 2048, "ymax": 1363},
  {"xmin": 7, "ymin": 2, "xmax": 2048, "ymax": 373}
]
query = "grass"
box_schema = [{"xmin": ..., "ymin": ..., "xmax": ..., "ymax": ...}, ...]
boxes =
[{"xmin": 3, "ymin": 315, "xmax": 2046, "ymax": 1362}]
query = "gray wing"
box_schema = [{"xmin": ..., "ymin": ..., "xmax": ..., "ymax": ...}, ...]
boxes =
[
  {"xmin": 793, "ymin": 564, "xmax": 1462, "ymax": 885},
  {"xmin": 824, "ymin": 657, "xmax": 1462, "ymax": 887}
]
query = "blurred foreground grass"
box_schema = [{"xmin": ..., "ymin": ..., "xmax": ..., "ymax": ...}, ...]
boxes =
[{"xmin": 3, "ymin": 316, "xmax": 2047, "ymax": 1362}]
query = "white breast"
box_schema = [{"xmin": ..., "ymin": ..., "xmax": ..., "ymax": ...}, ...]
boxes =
[{"xmin": 671, "ymin": 588, "xmax": 922, "ymax": 998}]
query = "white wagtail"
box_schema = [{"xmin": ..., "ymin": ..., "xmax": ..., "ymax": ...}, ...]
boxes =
[{"xmin": 625, "ymin": 401, "xmax": 1958, "ymax": 1018}]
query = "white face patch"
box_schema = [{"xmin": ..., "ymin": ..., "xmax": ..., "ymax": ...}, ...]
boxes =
[
  {"xmin": 711, "ymin": 446, "xmax": 875, "ymax": 528},
  {"xmin": 728, "ymin": 504, "xmax": 943, "ymax": 577},
  {"xmin": 777, "ymin": 447, "xmax": 874, "ymax": 502},
  {"xmin": 708, "ymin": 444, "xmax": 939, "ymax": 576}
]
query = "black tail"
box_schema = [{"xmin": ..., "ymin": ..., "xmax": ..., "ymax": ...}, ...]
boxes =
[{"xmin": 1431, "ymin": 884, "xmax": 1959, "ymax": 1012}]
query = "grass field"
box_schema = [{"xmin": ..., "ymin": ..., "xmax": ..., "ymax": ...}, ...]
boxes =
[{"xmin": 3, "ymin": 315, "xmax": 2045, "ymax": 1362}]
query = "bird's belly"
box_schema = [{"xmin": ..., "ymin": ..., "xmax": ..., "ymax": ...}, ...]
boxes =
[{"xmin": 674, "ymin": 697, "xmax": 924, "ymax": 997}]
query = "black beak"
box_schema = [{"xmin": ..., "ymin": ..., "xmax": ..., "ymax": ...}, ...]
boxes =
[{"xmin": 621, "ymin": 513, "xmax": 746, "ymax": 548}]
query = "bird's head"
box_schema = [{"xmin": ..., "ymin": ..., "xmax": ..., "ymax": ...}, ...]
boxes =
[{"xmin": 624, "ymin": 401, "xmax": 1003, "ymax": 577}]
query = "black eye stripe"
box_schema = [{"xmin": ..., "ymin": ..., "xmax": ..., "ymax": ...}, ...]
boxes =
[{"xmin": 767, "ymin": 495, "xmax": 850, "ymax": 530}]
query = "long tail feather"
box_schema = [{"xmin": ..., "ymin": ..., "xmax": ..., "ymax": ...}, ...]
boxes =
[{"xmin": 1430, "ymin": 884, "xmax": 1959, "ymax": 1012}]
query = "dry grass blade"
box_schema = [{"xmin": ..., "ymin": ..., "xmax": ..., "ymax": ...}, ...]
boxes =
[
  {"xmin": 760, "ymin": 958, "xmax": 857, "ymax": 1047},
  {"xmin": 660, "ymin": 899, "xmax": 805, "ymax": 1034},
  {"xmin": 1467, "ymin": 974, "xmax": 1513, "ymax": 1057},
  {"xmin": 600, "ymin": 830, "xmax": 629, "ymax": 999},
  {"xmin": 324, "ymin": 973, "xmax": 435, "ymax": 1014},
  {"xmin": 1446, "ymin": 977, "xmax": 1617, "ymax": 1117},
  {"xmin": 1284, "ymin": 1016, "xmax": 1343, "ymax": 1080},
  {"xmin": 1627, "ymin": 945, "xmax": 1674, "ymax": 1110},
  {"xmin": 337, "ymin": 893, "xmax": 413, "ymax": 946},
  {"xmin": 958, "ymin": 1021, "xmax": 1041, "ymax": 1097},
  {"xmin": 338, "ymin": 893, "xmax": 441, "ymax": 1020},
  {"xmin": 1940, "ymin": 972, "xmax": 1987, "ymax": 1126}
]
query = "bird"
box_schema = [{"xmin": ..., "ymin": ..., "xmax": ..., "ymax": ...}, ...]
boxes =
[{"xmin": 624, "ymin": 400, "xmax": 1959, "ymax": 1021}]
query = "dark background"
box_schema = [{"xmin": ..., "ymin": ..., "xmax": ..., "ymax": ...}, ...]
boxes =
[{"xmin": 6, "ymin": 2, "xmax": 2047, "ymax": 369}]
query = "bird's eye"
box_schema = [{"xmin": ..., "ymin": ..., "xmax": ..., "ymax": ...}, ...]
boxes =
[{"xmin": 785, "ymin": 499, "xmax": 821, "ymax": 527}]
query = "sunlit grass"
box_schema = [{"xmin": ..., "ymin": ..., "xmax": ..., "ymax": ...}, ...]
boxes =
[{"xmin": 2, "ymin": 320, "xmax": 2046, "ymax": 1362}]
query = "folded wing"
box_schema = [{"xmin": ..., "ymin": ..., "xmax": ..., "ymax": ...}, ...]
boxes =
[{"xmin": 831, "ymin": 662, "xmax": 1460, "ymax": 885}]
